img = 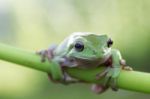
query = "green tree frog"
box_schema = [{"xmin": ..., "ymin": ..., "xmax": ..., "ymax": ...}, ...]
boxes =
[{"xmin": 37, "ymin": 32, "xmax": 132, "ymax": 94}]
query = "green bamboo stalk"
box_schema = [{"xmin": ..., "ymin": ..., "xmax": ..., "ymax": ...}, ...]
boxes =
[{"xmin": 0, "ymin": 43, "xmax": 150, "ymax": 93}]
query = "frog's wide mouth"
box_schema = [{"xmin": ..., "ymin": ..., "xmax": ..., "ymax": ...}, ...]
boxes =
[
  {"xmin": 70, "ymin": 52, "xmax": 111, "ymax": 63},
  {"xmin": 71, "ymin": 55, "xmax": 101, "ymax": 61}
]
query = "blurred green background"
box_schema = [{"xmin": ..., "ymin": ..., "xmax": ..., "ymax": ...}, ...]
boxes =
[{"xmin": 0, "ymin": 0, "xmax": 149, "ymax": 99}]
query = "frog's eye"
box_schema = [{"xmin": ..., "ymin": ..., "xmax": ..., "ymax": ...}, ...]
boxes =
[
  {"xmin": 107, "ymin": 38, "xmax": 113, "ymax": 47},
  {"xmin": 74, "ymin": 41, "xmax": 84, "ymax": 52}
]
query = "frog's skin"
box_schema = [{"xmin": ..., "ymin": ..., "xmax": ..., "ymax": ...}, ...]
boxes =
[{"xmin": 37, "ymin": 32, "xmax": 132, "ymax": 94}]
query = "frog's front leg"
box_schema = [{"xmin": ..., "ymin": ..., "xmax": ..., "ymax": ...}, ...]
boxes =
[
  {"xmin": 104, "ymin": 49, "xmax": 123, "ymax": 91},
  {"xmin": 36, "ymin": 45, "xmax": 63, "ymax": 83},
  {"xmin": 36, "ymin": 46, "xmax": 79, "ymax": 84}
]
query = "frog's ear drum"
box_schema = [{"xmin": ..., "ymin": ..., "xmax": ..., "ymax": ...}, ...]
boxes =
[{"xmin": 107, "ymin": 38, "xmax": 113, "ymax": 47}]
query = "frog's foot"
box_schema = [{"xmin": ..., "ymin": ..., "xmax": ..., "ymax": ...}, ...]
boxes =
[
  {"xmin": 48, "ymin": 71, "xmax": 79, "ymax": 85},
  {"xmin": 104, "ymin": 67, "xmax": 121, "ymax": 91},
  {"xmin": 109, "ymin": 77, "xmax": 118, "ymax": 91},
  {"xmin": 36, "ymin": 49, "xmax": 50, "ymax": 62},
  {"xmin": 120, "ymin": 59, "xmax": 133, "ymax": 71},
  {"xmin": 48, "ymin": 72, "xmax": 79, "ymax": 85},
  {"xmin": 91, "ymin": 84, "xmax": 108, "ymax": 94},
  {"xmin": 96, "ymin": 67, "xmax": 110, "ymax": 80},
  {"xmin": 48, "ymin": 74, "xmax": 60, "ymax": 83},
  {"xmin": 62, "ymin": 72, "xmax": 79, "ymax": 85},
  {"xmin": 122, "ymin": 66, "xmax": 133, "ymax": 71},
  {"xmin": 36, "ymin": 45, "xmax": 57, "ymax": 62},
  {"xmin": 64, "ymin": 73, "xmax": 80, "ymax": 84}
]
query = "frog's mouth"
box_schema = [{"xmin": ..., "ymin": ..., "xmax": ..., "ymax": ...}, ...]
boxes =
[
  {"xmin": 71, "ymin": 51, "xmax": 111, "ymax": 62},
  {"xmin": 70, "ymin": 57, "xmax": 102, "ymax": 68},
  {"xmin": 69, "ymin": 53, "xmax": 111, "ymax": 68},
  {"xmin": 72, "ymin": 55, "xmax": 99, "ymax": 61}
]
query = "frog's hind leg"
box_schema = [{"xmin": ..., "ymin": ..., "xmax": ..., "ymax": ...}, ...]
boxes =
[
  {"xmin": 96, "ymin": 67, "xmax": 110, "ymax": 80},
  {"xmin": 47, "ymin": 71, "xmax": 79, "ymax": 85},
  {"xmin": 91, "ymin": 84, "xmax": 108, "ymax": 94},
  {"xmin": 48, "ymin": 73, "xmax": 60, "ymax": 83},
  {"xmin": 62, "ymin": 72, "xmax": 80, "ymax": 85}
]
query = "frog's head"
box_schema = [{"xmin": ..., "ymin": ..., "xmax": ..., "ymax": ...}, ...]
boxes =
[{"xmin": 66, "ymin": 32, "xmax": 113, "ymax": 62}]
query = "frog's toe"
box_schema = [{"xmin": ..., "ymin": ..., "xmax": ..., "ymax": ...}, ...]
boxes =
[
  {"xmin": 36, "ymin": 50, "xmax": 48, "ymax": 62},
  {"xmin": 96, "ymin": 68, "xmax": 110, "ymax": 80},
  {"xmin": 103, "ymin": 68, "xmax": 114, "ymax": 85},
  {"xmin": 48, "ymin": 73, "xmax": 60, "ymax": 83},
  {"xmin": 110, "ymin": 77, "xmax": 119, "ymax": 91},
  {"xmin": 60, "ymin": 72, "xmax": 79, "ymax": 85},
  {"xmin": 47, "ymin": 72, "xmax": 77, "ymax": 85},
  {"xmin": 91, "ymin": 84, "xmax": 108, "ymax": 94},
  {"xmin": 36, "ymin": 49, "xmax": 54, "ymax": 62},
  {"xmin": 103, "ymin": 74, "xmax": 111, "ymax": 87},
  {"xmin": 123, "ymin": 66, "xmax": 133, "ymax": 71}
]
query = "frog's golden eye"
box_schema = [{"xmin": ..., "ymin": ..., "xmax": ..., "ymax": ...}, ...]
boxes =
[
  {"xmin": 107, "ymin": 38, "xmax": 113, "ymax": 47},
  {"xmin": 74, "ymin": 41, "xmax": 84, "ymax": 52}
]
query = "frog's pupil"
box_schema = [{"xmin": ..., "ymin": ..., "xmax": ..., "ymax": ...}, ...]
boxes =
[
  {"xmin": 75, "ymin": 42, "xmax": 84, "ymax": 52},
  {"xmin": 107, "ymin": 38, "xmax": 113, "ymax": 47}
]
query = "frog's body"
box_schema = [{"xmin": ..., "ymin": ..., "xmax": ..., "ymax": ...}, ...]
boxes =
[{"xmin": 37, "ymin": 32, "xmax": 131, "ymax": 94}]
